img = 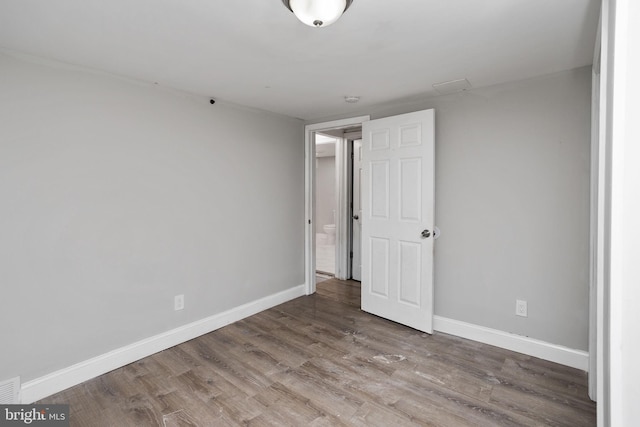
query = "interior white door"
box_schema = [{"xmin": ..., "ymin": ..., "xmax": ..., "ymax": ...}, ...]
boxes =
[
  {"xmin": 352, "ymin": 139, "xmax": 363, "ymax": 281},
  {"xmin": 361, "ymin": 109, "xmax": 435, "ymax": 333}
]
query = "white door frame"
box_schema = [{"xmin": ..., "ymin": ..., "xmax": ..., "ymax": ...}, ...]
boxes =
[
  {"xmin": 588, "ymin": 15, "xmax": 601, "ymax": 402},
  {"xmin": 337, "ymin": 132, "xmax": 364, "ymax": 281},
  {"xmin": 350, "ymin": 138, "xmax": 363, "ymax": 281},
  {"xmin": 304, "ymin": 116, "xmax": 370, "ymax": 295},
  {"xmin": 336, "ymin": 134, "xmax": 350, "ymax": 280}
]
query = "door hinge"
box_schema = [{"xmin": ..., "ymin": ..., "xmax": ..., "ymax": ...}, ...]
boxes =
[
  {"xmin": 350, "ymin": 251, "xmax": 353, "ymax": 259},
  {"xmin": 308, "ymin": 219, "xmax": 311, "ymax": 225}
]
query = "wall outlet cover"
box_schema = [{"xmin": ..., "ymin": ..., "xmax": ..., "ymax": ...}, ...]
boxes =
[
  {"xmin": 174, "ymin": 295, "xmax": 184, "ymax": 311},
  {"xmin": 516, "ymin": 300, "xmax": 528, "ymax": 317}
]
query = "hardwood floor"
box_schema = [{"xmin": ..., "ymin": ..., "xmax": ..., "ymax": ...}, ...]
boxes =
[{"xmin": 40, "ymin": 278, "xmax": 596, "ymax": 426}]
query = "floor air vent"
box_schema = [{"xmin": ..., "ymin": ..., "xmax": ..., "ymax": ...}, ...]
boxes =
[{"xmin": 0, "ymin": 377, "xmax": 20, "ymax": 404}]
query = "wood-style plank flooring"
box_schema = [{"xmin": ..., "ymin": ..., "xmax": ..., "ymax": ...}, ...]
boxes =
[{"xmin": 40, "ymin": 278, "xmax": 596, "ymax": 426}]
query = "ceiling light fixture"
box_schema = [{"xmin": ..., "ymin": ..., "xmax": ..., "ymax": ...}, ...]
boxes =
[{"xmin": 282, "ymin": 0, "xmax": 353, "ymax": 28}]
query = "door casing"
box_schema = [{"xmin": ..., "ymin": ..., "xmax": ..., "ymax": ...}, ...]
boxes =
[{"xmin": 304, "ymin": 116, "xmax": 370, "ymax": 295}]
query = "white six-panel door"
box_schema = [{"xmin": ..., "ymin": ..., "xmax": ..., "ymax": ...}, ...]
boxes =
[{"xmin": 361, "ymin": 109, "xmax": 435, "ymax": 333}]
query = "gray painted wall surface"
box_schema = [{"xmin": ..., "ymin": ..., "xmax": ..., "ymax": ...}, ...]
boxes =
[
  {"xmin": 432, "ymin": 68, "xmax": 591, "ymax": 351},
  {"xmin": 312, "ymin": 67, "xmax": 592, "ymax": 351},
  {"xmin": 0, "ymin": 53, "xmax": 305, "ymax": 382},
  {"xmin": 316, "ymin": 156, "xmax": 336, "ymax": 234}
]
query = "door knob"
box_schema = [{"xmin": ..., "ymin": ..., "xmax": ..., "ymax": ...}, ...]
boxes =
[
  {"xmin": 421, "ymin": 229, "xmax": 431, "ymax": 238},
  {"xmin": 353, "ymin": 215, "xmax": 359, "ymax": 220}
]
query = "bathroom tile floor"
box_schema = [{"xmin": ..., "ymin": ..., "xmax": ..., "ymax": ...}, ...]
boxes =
[{"xmin": 316, "ymin": 233, "xmax": 335, "ymax": 275}]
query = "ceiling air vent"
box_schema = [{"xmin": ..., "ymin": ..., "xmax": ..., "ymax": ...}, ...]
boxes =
[
  {"xmin": 432, "ymin": 78, "xmax": 472, "ymax": 95},
  {"xmin": 0, "ymin": 377, "xmax": 20, "ymax": 404}
]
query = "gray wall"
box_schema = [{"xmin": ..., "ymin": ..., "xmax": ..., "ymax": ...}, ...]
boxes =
[
  {"xmin": 0, "ymin": 52, "xmax": 305, "ymax": 383},
  {"xmin": 311, "ymin": 67, "xmax": 592, "ymax": 351},
  {"xmin": 316, "ymin": 156, "xmax": 336, "ymax": 234}
]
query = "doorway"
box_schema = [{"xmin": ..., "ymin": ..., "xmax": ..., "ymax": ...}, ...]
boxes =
[
  {"xmin": 304, "ymin": 116, "xmax": 370, "ymax": 295},
  {"xmin": 313, "ymin": 131, "xmax": 363, "ymax": 281},
  {"xmin": 314, "ymin": 132, "xmax": 337, "ymax": 277},
  {"xmin": 305, "ymin": 110, "xmax": 436, "ymax": 334}
]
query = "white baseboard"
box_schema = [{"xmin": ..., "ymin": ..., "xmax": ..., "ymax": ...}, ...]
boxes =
[
  {"xmin": 21, "ymin": 284, "xmax": 306, "ymax": 404},
  {"xmin": 433, "ymin": 315, "xmax": 589, "ymax": 371}
]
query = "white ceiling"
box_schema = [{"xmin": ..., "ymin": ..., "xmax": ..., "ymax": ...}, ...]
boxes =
[{"xmin": 0, "ymin": 0, "xmax": 600, "ymax": 121}]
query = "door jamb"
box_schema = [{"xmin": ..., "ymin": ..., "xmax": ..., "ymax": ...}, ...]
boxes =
[
  {"xmin": 304, "ymin": 116, "xmax": 370, "ymax": 295},
  {"xmin": 336, "ymin": 135, "xmax": 351, "ymax": 280},
  {"xmin": 589, "ymin": 10, "xmax": 602, "ymax": 405},
  {"xmin": 347, "ymin": 136, "xmax": 363, "ymax": 281}
]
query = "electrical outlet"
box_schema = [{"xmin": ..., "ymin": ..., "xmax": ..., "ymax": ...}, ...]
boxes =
[
  {"xmin": 174, "ymin": 294, "xmax": 184, "ymax": 311},
  {"xmin": 516, "ymin": 299, "xmax": 528, "ymax": 317}
]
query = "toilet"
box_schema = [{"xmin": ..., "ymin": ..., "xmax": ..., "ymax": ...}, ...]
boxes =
[{"xmin": 323, "ymin": 224, "xmax": 336, "ymax": 244}]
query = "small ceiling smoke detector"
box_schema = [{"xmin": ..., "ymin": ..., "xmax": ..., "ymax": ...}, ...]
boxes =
[
  {"xmin": 345, "ymin": 96, "xmax": 360, "ymax": 103},
  {"xmin": 432, "ymin": 78, "xmax": 472, "ymax": 95}
]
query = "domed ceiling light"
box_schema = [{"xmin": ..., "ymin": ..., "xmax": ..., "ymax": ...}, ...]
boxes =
[{"xmin": 282, "ymin": 0, "xmax": 354, "ymax": 28}]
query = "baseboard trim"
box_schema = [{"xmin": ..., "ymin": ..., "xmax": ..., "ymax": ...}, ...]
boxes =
[
  {"xmin": 433, "ymin": 315, "xmax": 589, "ymax": 371},
  {"xmin": 21, "ymin": 284, "xmax": 306, "ymax": 404}
]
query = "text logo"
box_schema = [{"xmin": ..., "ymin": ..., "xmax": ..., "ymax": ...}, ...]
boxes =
[{"xmin": 0, "ymin": 405, "xmax": 69, "ymax": 427}]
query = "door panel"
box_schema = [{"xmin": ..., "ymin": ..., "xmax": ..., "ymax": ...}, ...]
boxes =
[
  {"xmin": 370, "ymin": 161, "xmax": 390, "ymax": 219},
  {"xmin": 370, "ymin": 237, "xmax": 389, "ymax": 295},
  {"xmin": 361, "ymin": 109, "xmax": 435, "ymax": 333},
  {"xmin": 399, "ymin": 158, "xmax": 422, "ymax": 221},
  {"xmin": 399, "ymin": 240, "xmax": 421, "ymax": 306},
  {"xmin": 371, "ymin": 130, "xmax": 390, "ymax": 150}
]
